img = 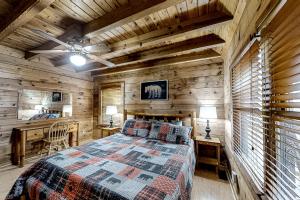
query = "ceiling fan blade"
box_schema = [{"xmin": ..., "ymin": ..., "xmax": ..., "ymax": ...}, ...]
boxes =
[
  {"xmin": 29, "ymin": 49, "xmax": 71, "ymax": 54},
  {"xmin": 87, "ymin": 54, "xmax": 115, "ymax": 67},
  {"xmin": 31, "ymin": 29, "xmax": 73, "ymax": 49},
  {"xmin": 83, "ymin": 42, "xmax": 111, "ymax": 53}
]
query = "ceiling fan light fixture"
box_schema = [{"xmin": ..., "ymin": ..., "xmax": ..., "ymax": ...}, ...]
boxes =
[{"xmin": 69, "ymin": 54, "xmax": 86, "ymax": 66}]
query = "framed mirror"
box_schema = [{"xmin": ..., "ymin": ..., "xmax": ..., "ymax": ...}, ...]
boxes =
[{"xmin": 17, "ymin": 89, "xmax": 72, "ymax": 121}]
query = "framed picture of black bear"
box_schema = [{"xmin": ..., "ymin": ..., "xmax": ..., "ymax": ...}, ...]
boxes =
[
  {"xmin": 141, "ymin": 80, "xmax": 168, "ymax": 100},
  {"xmin": 52, "ymin": 92, "xmax": 62, "ymax": 102}
]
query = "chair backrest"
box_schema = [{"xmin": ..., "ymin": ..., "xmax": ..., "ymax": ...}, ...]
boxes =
[{"xmin": 48, "ymin": 121, "xmax": 69, "ymax": 142}]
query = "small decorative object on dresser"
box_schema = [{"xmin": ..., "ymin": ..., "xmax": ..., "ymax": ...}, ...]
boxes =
[
  {"xmin": 199, "ymin": 106, "xmax": 217, "ymax": 139},
  {"xmin": 141, "ymin": 80, "xmax": 168, "ymax": 100},
  {"xmin": 106, "ymin": 105, "xmax": 118, "ymax": 128},
  {"xmin": 101, "ymin": 127, "xmax": 121, "ymax": 138},
  {"xmin": 194, "ymin": 135, "xmax": 221, "ymax": 178}
]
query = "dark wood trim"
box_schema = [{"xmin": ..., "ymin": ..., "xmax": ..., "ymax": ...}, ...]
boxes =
[
  {"xmin": 83, "ymin": 0, "xmax": 186, "ymax": 38},
  {"xmin": 91, "ymin": 50, "xmax": 221, "ymax": 76},
  {"xmin": 25, "ymin": 24, "xmax": 84, "ymax": 59},
  {"xmin": 0, "ymin": 0, "xmax": 55, "ymax": 41},
  {"xmin": 70, "ymin": 34, "xmax": 225, "ymax": 71}
]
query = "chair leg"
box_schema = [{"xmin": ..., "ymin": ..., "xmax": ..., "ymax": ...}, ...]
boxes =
[
  {"xmin": 63, "ymin": 140, "xmax": 68, "ymax": 149},
  {"xmin": 40, "ymin": 142, "xmax": 46, "ymax": 157},
  {"xmin": 48, "ymin": 143, "xmax": 52, "ymax": 156}
]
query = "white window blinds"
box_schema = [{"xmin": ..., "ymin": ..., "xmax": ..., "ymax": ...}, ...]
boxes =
[
  {"xmin": 232, "ymin": 2, "xmax": 300, "ymax": 199},
  {"xmin": 261, "ymin": 1, "xmax": 300, "ymax": 199},
  {"xmin": 232, "ymin": 41, "xmax": 265, "ymax": 190}
]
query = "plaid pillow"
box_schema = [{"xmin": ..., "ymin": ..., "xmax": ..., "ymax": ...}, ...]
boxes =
[
  {"xmin": 148, "ymin": 122, "xmax": 192, "ymax": 145},
  {"xmin": 121, "ymin": 119, "xmax": 152, "ymax": 137}
]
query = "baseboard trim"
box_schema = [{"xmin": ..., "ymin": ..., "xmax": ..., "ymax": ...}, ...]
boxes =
[{"xmin": 226, "ymin": 168, "xmax": 238, "ymax": 200}]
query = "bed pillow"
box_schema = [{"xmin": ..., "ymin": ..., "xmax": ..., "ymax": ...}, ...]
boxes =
[
  {"xmin": 148, "ymin": 122, "xmax": 192, "ymax": 145},
  {"xmin": 121, "ymin": 119, "xmax": 152, "ymax": 137},
  {"xmin": 171, "ymin": 120, "xmax": 183, "ymax": 126}
]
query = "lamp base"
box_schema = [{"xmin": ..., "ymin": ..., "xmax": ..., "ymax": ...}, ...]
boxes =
[
  {"xmin": 205, "ymin": 119, "xmax": 211, "ymax": 139},
  {"xmin": 109, "ymin": 116, "xmax": 113, "ymax": 128},
  {"xmin": 205, "ymin": 131, "xmax": 211, "ymax": 139}
]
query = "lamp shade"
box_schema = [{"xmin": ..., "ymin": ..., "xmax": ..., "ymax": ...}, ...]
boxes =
[
  {"xmin": 199, "ymin": 106, "xmax": 217, "ymax": 119},
  {"xmin": 34, "ymin": 105, "xmax": 42, "ymax": 111},
  {"xmin": 106, "ymin": 106, "xmax": 118, "ymax": 115}
]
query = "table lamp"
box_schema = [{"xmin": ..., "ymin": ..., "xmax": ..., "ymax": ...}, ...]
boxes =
[
  {"xmin": 106, "ymin": 106, "xmax": 118, "ymax": 128},
  {"xmin": 199, "ymin": 106, "xmax": 217, "ymax": 139},
  {"xmin": 34, "ymin": 105, "xmax": 43, "ymax": 114}
]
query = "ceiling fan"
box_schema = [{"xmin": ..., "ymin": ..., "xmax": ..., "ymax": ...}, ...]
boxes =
[{"xmin": 29, "ymin": 29, "xmax": 115, "ymax": 67}]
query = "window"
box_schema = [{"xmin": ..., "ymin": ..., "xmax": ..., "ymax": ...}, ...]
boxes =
[
  {"xmin": 261, "ymin": 33, "xmax": 300, "ymax": 199},
  {"xmin": 232, "ymin": 41, "xmax": 265, "ymax": 190},
  {"xmin": 232, "ymin": 3, "xmax": 300, "ymax": 198}
]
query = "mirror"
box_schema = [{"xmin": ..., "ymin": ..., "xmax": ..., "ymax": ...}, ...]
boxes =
[{"xmin": 18, "ymin": 89, "xmax": 72, "ymax": 121}]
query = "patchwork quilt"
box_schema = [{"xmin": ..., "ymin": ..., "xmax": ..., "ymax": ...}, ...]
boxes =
[{"xmin": 6, "ymin": 133, "xmax": 195, "ymax": 200}]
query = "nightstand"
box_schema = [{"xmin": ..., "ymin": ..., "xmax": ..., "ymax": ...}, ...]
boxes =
[
  {"xmin": 194, "ymin": 135, "xmax": 221, "ymax": 177},
  {"xmin": 101, "ymin": 127, "xmax": 121, "ymax": 138}
]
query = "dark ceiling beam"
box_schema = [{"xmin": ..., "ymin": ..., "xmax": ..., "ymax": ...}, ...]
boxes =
[
  {"xmin": 25, "ymin": 23, "xmax": 83, "ymax": 59},
  {"xmin": 83, "ymin": 0, "xmax": 186, "ymax": 38},
  {"xmin": 91, "ymin": 49, "xmax": 221, "ymax": 76},
  {"xmin": 111, "ymin": 34, "xmax": 225, "ymax": 65},
  {"xmin": 0, "ymin": 0, "xmax": 55, "ymax": 41},
  {"xmin": 108, "ymin": 12, "xmax": 233, "ymax": 54},
  {"xmin": 75, "ymin": 34, "xmax": 225, "ymax": 72},
  {"xmin": 53, "ymin": 11, "xmax": 232, "ymax": 68},
  {"xmin": 24, "ymin": 0, "xmax": 185, "ymax": 60}
]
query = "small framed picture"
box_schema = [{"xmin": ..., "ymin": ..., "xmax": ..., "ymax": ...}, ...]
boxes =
[
  {"xmin": 52, "ymin": 92, "xmax": 62, "ymax": 102},
  {"xmin": 141, "ymin": 80, "xmax": 168, "ymax": 100}
]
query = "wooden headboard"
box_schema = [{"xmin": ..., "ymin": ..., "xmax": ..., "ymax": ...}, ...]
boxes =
[{"xmin": 123, "ymin": 110, "xmax": 196, "ymax": 138}]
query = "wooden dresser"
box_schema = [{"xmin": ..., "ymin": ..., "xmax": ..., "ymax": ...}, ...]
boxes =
[{"xmin": 12, "ymin": 120, "xmax": 79, "ymax": 167}]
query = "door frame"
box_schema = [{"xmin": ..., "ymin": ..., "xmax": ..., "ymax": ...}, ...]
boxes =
[{"xmin": 98, "ymin": 81, "xmax": 125, "ymax": 126}]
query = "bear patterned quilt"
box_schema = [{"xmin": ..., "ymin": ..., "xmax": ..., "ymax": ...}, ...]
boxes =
[{"xmin": 6, "ymin": 133, "xmax": 195, "ymax": 200}]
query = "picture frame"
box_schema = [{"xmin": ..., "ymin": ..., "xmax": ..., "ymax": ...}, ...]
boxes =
[
  {"xmin": 52, "ymin": 92, "xmax": 62, "ymax": 102},
  {"xmin": 141, "ymin": 80, "xmax": 168, "ymax": 100}
]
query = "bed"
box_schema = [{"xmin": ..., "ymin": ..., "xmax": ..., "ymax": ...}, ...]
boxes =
[{"xmin": 6, "ymin": 111, "xmax": 196, "ymax": 200}]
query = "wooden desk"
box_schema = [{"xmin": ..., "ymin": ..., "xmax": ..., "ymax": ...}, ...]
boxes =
[
  {"xmin": 101, "ymin": 127, "xmax": 121, "ymax": 138},
  {"xmin": 13, "ymin": 120, "xmax": 79, "ymax": 167},
  {"xmin": 194, "ymin": 135, "xmax": 221, "ymax": 177}
]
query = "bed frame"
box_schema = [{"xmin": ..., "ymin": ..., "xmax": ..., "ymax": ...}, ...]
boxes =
[
  {"xmin": 16, "ymin": 110, "xmax": 195, "ymax": 199},
  {"xmin": 123, "ymin": 109, "xmax": 197, "ymax": 138}
]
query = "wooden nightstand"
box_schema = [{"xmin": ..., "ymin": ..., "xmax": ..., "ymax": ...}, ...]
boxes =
[
  {"xmin": 194, "ymin": 135, "xmax": 221, "ymax": 177},
  {"xmin": 101, "ymin": 127, "xmax": 121, "ymax": 138}
]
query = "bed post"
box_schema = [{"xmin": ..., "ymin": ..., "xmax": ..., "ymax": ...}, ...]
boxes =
[
  {"xmin": 191, "ymin": 111, "xmax": 196, "ymax": 139},
  {"xmin": 124, "ymin": 109, "xmax": 127, "ymax": 121}
]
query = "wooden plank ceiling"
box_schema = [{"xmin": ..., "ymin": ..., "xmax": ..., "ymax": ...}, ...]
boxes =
[{"xmin": 0, "ymin": 0, "xmax": 242, "ymax": 76}]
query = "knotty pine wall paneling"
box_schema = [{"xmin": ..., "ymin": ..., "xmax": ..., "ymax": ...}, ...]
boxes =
[
  {"xmin": 94, "ymin": 61, "xmax": 225, "ymax": 142},
  {"xmin": 0, "ymin": 45, "xmax": 94, "ymax": 165}
]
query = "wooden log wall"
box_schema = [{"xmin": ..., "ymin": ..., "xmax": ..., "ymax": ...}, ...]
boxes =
[
  {"xmin": 94, "ymin": 61, "xmax": 225, "ymax": 142},
  {"xmin": 0, "ymin": 45, "xmax": 94, "ymax": 165}
]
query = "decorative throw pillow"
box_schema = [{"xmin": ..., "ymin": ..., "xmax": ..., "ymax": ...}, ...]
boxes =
[
  {"xmin": 148, "ymin": 122, "xmax": 192, "ymax": 145},
  {"xmin": 171, "ymin": 120, "xmax": 183, "ymax": 126},
  {"xmin": 172, "ymin": 125, "xmax": 193, "ymax": 145},
  {"xmin": 121, "ymin": 119, "xmax": 152, "ymax": 137}
]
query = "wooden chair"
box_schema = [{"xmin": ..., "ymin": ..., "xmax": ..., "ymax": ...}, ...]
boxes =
[{"xmin": 40, "ymin": 121, "xmax": 69, "ymax": 156}]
